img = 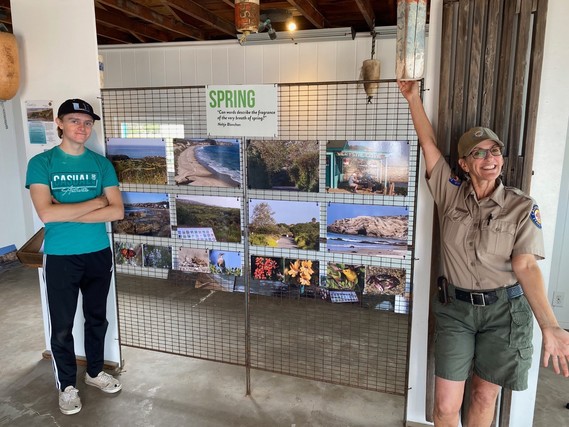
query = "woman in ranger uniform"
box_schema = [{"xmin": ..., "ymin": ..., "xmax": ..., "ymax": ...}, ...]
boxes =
[{"xmin": 398, "ymin": 80, "xmax": 569, "ymax": 427}]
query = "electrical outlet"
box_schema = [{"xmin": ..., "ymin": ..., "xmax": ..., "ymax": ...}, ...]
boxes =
[{"xmin": 553, "ymin": 292, "xmax": 565, "ymax": 307}]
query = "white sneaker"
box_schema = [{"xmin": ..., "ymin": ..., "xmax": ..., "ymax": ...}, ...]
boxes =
[
  {"xmin": 84, "ymin": 371, "xmax": 122, "ymax": 394},
  {"xmin": 59, "ymin": 385, "xmax": 82, "ymax": 415}
]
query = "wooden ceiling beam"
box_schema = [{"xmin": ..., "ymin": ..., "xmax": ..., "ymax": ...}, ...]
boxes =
[
  {"xmin": 286, "ymin": 0, "xmax": 328, "ymax": 29},
  {"xmin": 96, "ymin": 25, "xmax": 133, "ymax": 44},
  {"xmin": 97, "ymin": 0, "xmax": 205, "ymax": 40},
  {"xmin": 96, "ymin": 8, "xmax": 171, "ymax": 42},
  {"xmin": 220, "ymin": 0, "xmax": 234, "ymax": 8},
  {"xmin": 354, "ymin": 0, "xmax": 376, "ymax": 30},
  {"xmin": 162, "ymin": 0, "xmax": 236, "ymax": 36}
]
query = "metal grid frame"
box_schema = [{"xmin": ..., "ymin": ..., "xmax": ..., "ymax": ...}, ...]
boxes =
[{"xmin": 102, "ymin": 79, "xmax": 419, "ymax": 395}]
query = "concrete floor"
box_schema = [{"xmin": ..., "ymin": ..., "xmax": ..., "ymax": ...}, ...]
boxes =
[{"xmin": 2, "ymin": 264, "xmax": 568, "ymax": 426}]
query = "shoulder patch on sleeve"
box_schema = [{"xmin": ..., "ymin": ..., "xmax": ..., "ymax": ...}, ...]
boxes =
[
  {"xmin": 448, "ymin": 175, "xmax": 462, "ymax": 187},
  {"xmin": 530, "ymin": 204, "xmax": 542, "ymax": 229}
]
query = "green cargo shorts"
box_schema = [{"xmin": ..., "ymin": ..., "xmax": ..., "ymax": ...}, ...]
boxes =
[{"xmin": 432, "ymin": 284, "xmax": 533, "ymax": 391}]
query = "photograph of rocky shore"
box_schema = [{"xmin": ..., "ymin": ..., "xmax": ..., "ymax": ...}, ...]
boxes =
[
  {"xmin": 174, "ymin": 138, "xmax": 240, "ymax": 187},
  {"xmin": 112, "ymin": 192, "xmax": 171, "ymax": 237},
  {"xmin": 107, "ymin": 138, "xmax": 167, "ymax": 184},
  {"xmin": 326, "ymin": 203, "xmax": 408, "ymax": 257}
]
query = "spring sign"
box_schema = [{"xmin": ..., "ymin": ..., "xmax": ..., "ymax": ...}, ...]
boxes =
[{"xmin": 206, "ymin": 85, "xmax": 278, "ymax": 137}]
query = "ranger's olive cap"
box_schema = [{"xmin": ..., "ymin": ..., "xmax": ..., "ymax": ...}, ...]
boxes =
[{"xmin": 458, "ymin": 127, "xmax": 504, "ymax": 158}]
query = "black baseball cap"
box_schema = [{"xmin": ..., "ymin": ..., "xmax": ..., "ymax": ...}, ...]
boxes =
[{"xmin": 57, "ymin": 99, "xmax": 101, "ymax": 121}]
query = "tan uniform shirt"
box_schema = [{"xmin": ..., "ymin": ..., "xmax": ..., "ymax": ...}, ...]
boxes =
[{"xmin": 427, "ymin": 157, "xmax": 544, "ymax": 290}]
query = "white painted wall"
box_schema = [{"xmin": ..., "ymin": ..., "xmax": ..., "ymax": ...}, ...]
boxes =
[
  {"xmin": 0, "ymin": 99, "xmax": 28, "ymax": 250},
  {"xmin": 10, "ymin": 0, "xmax": 121, "ymax": 366}
]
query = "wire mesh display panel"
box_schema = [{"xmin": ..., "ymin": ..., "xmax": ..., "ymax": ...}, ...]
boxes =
[{"xmin": 102, "ymin": 79, "xmax": 418, "ymax": 395}]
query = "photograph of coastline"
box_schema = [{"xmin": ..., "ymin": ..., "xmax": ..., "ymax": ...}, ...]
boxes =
[
  {"xmin": 113, "ymin": 192, "xmax": 171, "ymax": 237},
  {"xmin": 174, "ymin": 138, "xmax": 241, "ymax": 187},
  {"xmin": 143, "ymin": 244, "xmax": 172, "ymax": 269},
  {"xmin": 114, "ymin": 241, "xmax": 143, "ymax": 267},
  {"xmin": 326, "ymin": 140, "xmax": 409, "ymax": 196},
  {"xmin": 176, "ymin": 247, "xmax": 210, "ymax": 273},
  {"xmin": 363, "ymin": 266, "xmax": 406, "ymax": 295},
  {"xmin": 326, "ymin": 203, "xmax": 408, "ymax": 257},
  {"xmin": 209, "ymin": 250, "xmax": 242, "ymax": 276},
  {"xmin": 247, "ymin": 140, "xmax": 319, "ymax": 192},
  {"xmin": 106, "ymin": 138, "xmax": 167, "ymax": 184},
  {"xmin": 175, "ymin": 195, "xmax": 241, "ymax": 243},
  {"xmin": 248, "ymin": 199, "xmax": 320, "ymax": 250}
]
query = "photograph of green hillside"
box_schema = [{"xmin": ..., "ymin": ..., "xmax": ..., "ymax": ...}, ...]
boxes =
[
  {"xmin": 106, "ymin": 138, "xmax": 167, "ymax": 184},
  {"xmin": 248, "ymin": 199, "xmax": 320, "ymax": 250},
  {"xmin": 247, "ymin": 140, "xmax": 319, "ymax": 192},
  {"xmin": 175, "ymin": 195, "xmax": 241, "ymax": 243}
]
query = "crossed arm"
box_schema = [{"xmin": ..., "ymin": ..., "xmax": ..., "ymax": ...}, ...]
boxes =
[{"xmin": 29, "ymin": 183, "xmax": 124, "ymax": 224}]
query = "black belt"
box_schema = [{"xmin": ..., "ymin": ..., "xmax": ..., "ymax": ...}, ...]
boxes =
[{"xmin": 453, "ymin": 283, "xmax": 524, "ymax": 306}]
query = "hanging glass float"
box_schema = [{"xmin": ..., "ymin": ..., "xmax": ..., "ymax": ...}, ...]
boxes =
[
  {"xmin": 0, "ymin": 30, "xmax": 20, "ymax": 100},
  {"xmin": 235, "ymin": 0, "xmax": 260, "ymax": 45},
  {"xmin": 396, "ymin": 0, "xmax": 427, "ymax": 80}
]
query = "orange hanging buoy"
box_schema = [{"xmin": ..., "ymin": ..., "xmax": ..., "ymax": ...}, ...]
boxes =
[
  {"xmin": 0, "ymin": 31, "xmax": 20, "ymax": 100},
  {"xmin": 235, "ymin": 0, "xmax": 260, "ymax": 44}
]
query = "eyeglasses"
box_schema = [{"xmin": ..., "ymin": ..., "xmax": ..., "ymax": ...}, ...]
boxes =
[{"xmin": 468, "ymin": 146, "xmax": 503, "ymax": 159}]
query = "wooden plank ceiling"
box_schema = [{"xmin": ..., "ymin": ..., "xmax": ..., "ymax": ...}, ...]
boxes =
[{"xmin": 0, "ymin": 0, "xmax": 429, "ymax": 45}]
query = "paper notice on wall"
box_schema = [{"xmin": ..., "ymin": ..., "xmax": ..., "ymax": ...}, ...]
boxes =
[
  {"xmin": 206, "ymin": 85, "xmax": 278, "ymax": 137},
  {"xmin": 25, "ymin": 100, "xmax": 57, "ymax": 145}
]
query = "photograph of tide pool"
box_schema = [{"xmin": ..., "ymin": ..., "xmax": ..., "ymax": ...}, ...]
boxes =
[
  {"xmin": 106, "ymin": 138, "xmax": 167, "ymax": 184},
  {"xmin": 174, "ymin": 138, "xmax": 241, "ymax": 187},
  {"xmin": 113, "ymin": 192, "xmax": 171, "ymax": 237},
  {"xmin": 326, "ymin": 203, "xmax": 408, "ymax": 257}
]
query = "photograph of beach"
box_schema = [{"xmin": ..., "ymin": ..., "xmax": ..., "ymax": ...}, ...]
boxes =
[
  {"xmin": 106, "ymin": 138, "xmax": 167, "ymax": 184},
  {"xmin": 113, "ymin": 192, "xmax": 171, "ymax": 237},
  {"xmin": 326, "ymin": 203, "xmax": 408, "ymax": 257},
  {"xmin": 247, "ymin": 140, "xmax": 319, "ymax": 192},
  {"xmin": 248, "ymin": 199, "xmax": 320, "ymax": 250},
  {"xmin": 175, "ymin": 195, "xmax": 241, "ymax": 243},
  {"xmin": 326, "ymin": 140, "xmax": 409, "ymax": 196},
  {"xmin": 174, "ymin": 137, "xmax": 241, "ymax": 187}
]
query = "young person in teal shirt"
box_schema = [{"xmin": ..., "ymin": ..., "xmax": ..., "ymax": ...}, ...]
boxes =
[{"xmin": 25, "ymin": 99, "xmax": 124, "ymax": 415}]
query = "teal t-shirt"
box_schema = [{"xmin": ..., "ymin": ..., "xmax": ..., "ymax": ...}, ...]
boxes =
[{"xmin": 25, "ymin": 146, "xmax": 119, "ymax": 255}]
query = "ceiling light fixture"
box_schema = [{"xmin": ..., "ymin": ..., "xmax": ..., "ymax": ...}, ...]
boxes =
[
  {"xmin": 238, "ymin": 27, "xmax": 355, "ymax": 45},
  {"xmin": 286, "ymin": 19, "xmax": 297, "ymax": 32}
]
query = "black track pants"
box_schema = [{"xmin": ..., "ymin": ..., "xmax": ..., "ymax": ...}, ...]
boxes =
[{"xmin": 44, "ymin": 247, "xmax": 113, "ymax": 391}]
